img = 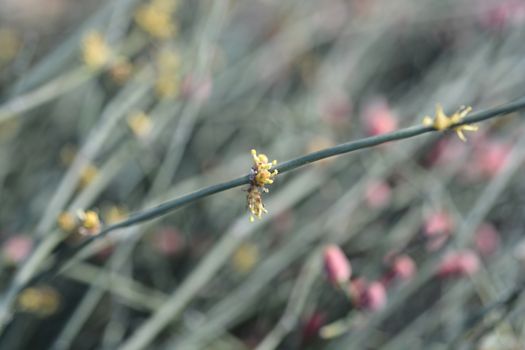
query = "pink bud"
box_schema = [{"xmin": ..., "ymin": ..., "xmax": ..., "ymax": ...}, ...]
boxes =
[
  {"xmin": 362, "ymin": 98, "xmax": 398, "ymax": 136},
  {"xmin": 423, "ymin": 211, "xmax": 454, "ymax": 251},
  {"xmin": 349, "ymin": 279, "xmax": 387, "ymax": 312},
  {"xmin": 438, "ymin": 250, "xmax": 480, "ymax": 278},
  {"xmin": 152, "ymin": 227, "xmax": 185, "ymax": 256},
  {"xmin": 424, "ymin": 212, "xmax": 453, "ymax": 236},
  {"xmin": 362, "ymin": 281, "xmax": 387, "ymax": 311},
  {"xmin": 474, "ymin": 223, "xmax": 500, "ymax": 256},
  {"xmin": 2, "ymin": 235, "xmax": 33, "ymax": 264},
  {"xmin": 364, "ymin": 180, "xmax": 392, "ymax": 209},
  {"xmin": 391, "ymin": 255, "xmax": 416, "ymax": 281},
  {"xmin": 323, "ymin": 245, "xmax": 351, "ymax": 286}
]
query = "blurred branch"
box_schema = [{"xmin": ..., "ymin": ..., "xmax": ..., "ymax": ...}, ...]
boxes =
[
  {"xmin": 61, "ymin": 262, "xmax": 167, "ymax": 311},
  {"xmin": 255, "ymin": 251, "xmax": 321, "ymax": 350},
  {"xmin": 0, "ymin": 67, "xmax": 93, "ymax": 124},
  {"xmin": 449, "ymin": 282, "xmax": 525, "ymax": 349}
]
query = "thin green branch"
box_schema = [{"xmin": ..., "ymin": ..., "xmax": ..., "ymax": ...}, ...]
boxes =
[
  {"xmin": 0, "ymin": 68, "xmax": 93, "ymax": 124},
  {"xmin": 277, "ymin": 97, "xmax": 525, "ymax": 172},
  {"xmin": 89, "ymin": 96, "xmax": 525, "ymax": 243},
  {"xmin": 99, "ymin": 175, "xmax": 250, "ymax": 235}
]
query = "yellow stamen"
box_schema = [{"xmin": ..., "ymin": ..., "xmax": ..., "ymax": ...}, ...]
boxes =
[{"xmin": 423, "ymin": 104, "xmax": 477, "ymax": 141}]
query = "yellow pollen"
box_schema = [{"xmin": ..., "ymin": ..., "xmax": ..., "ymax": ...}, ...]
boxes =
[{"xmin": 423, "ymin": 104, "xmax": 477, "ymax": 141}]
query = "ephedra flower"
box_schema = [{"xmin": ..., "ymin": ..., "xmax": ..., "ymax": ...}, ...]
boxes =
[
  {"xmin": 247, "ymin": 149, "xmax": 278, "ymax": 221},
  {"xmin": 82, "ymin": 31, "xmax": 111, "ymax": 70},
  {"xmin": 423, "ymin": 104, "xmax": 478, "ymax": 142}
]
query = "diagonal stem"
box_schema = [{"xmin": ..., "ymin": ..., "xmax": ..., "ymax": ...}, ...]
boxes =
[{"xmin": 90, "ymin": 96, "xmax": 525, "ymax": 242}]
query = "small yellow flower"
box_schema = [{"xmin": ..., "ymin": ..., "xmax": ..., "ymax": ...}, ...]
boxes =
[
  {"xmin": 135, "ymin": 0, "xmax": 178, "ymax": 39},
  {"xmin": 423, "ymin": 104, "xmax": 477, "ymax": 142},
  {"xmin": 155, "ymin": 76, "xmax": 181, "ymax": 99},
  {"xmin": 77, "ymin": 210, "xmax": 100, "ymax": 236},
  {"xmin": 231, "ymin": 242, "xmax": 259, "ymax": 273},
  {"xmin": 18, "ymin": 286, "xmax": 60, "ymax": 317},
  {"xmin": 79, "ymin": 164, "xmax": 99, "ymax": 189},
  {"xmin": 127, "ymin": 111, "xmax": 153, "ymax": 139},
  {"xmin": 247, "ymin": 149, "xmax": 278, "ymax": 221},
  {"xmin": 82, "ymin": 31, "xmax": 111, "ymax": 70},
  {"xmin": 57, "ymin": 212, "xmax": 77, "ymax": 233},
  {"xmin": 154, "ymin": 49, "xmax": 182, "ymax": 99},
  {"xmin": 251, "ymin": 149, "xmax": 278, "ymax": 188},
  {"xmin": 57, "ymin": 210, "xmax": 101, "ymax": 237}
]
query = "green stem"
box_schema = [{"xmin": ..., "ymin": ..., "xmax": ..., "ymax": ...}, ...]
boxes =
[{"xmin": 83, "ymin": 96, "xmax": 525, "ymax": 244}]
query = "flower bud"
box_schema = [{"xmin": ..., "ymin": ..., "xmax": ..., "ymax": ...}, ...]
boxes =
[
  {"xmin": 2, "ymin": 235, "xmax": 32, "ymax": 264},
  {"xmin": 391, "ymin": 255, "xmax": 416, "ymax": 281},
  {"xmin": 323, "ymin": 244, "xmax": 351, "ymax": 286},
  {"xmin": 423, "ymin": 211, "xmax": 454, "ymax": 251},
  {"xmin": 349, "ymin": 278, "xmax": 387, "ymax": 311},
  {"xmin": 362, "ymin": 98, "xmax": 398, "ymax": 136},
  {"xmin": 438, "ymin": 250, "xmax": 480, "ymax": 278},
  {"xmin": 363, "ymin": 281, "xmax": 387, "ymax": 311}
]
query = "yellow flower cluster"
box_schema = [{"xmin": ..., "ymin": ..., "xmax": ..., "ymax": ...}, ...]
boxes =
[
  {"xmin": 251, "ymin": 149, "xmax": 278, "ymax": 187},
  {"xmin": 58, "ymin": 210, "xmax": 101, "ymax": 237},
  {"xmin": 127, "ymin": 111, "xmax": 153, "ymax": 139},
  {"xmin": 231, "ymin": 242, "xmax": 259, "ymax": 274},
  {"xmin": 247, "ymin": 149, "xmax": 278, "ymax": 222},
  {"xmin": 423, "ymin": 104, "xmax": 477, "ymax": 142},
  {"xmin": 18, "ymin": 286, "xmax": 60, "ymax": 317},
  {"xmin": 135, "ymin": 0, "xmax": 178, "ymax": 39},
  {"xmin": 82, "ymin": 31, "xmax": 111, "ymax": 70},
  {"xmin": 154, "ymin": 49, "xmax": 182, "ymax": 99}
]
